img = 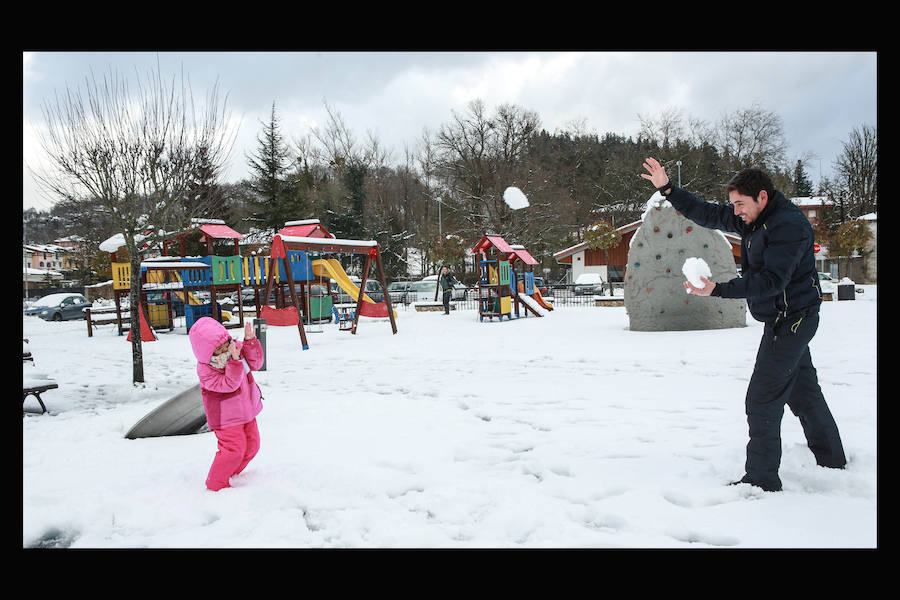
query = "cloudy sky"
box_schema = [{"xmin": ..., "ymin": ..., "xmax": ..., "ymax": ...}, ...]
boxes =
[{"xmin": 22, "ymin": 51, "xmax": 877, "ymax": 211}]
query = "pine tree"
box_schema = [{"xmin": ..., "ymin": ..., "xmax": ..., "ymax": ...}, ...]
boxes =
[
  {"xmin": 793, "ymin": 159, "xmax": 814, "ymax": 197},
  {"xmin": 189, "ymin": 144, "xmax": 228, "ymax": 220},
  {"xmin": 245, "ymin": 102, "xmax": 292, "ymax": 232}
]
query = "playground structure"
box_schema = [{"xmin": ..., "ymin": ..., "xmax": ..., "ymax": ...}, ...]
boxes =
[
  {"xmin": 100, "ymin": 219, "xmax": 246, "ymax": 337},
  {"xmin": 250, "ymin": 220, "xmax": 398, "ymax": 350},
  {"xmin": 471, "ymin": 234, "xmax": 552, "ymax": 322}
]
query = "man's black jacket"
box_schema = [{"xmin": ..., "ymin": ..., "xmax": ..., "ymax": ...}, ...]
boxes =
[
  {"xmin": 439, "ymin": 273, "xmax": 459, "ymax": 292},
  {"xmin": 666, "ymin": 186, "xmax": 823, "ymax": 324}
]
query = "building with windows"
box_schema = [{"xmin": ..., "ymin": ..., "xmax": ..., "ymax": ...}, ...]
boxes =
[{"xmin": 554, "ymin": 220, "xmax": 742, "ymax": 284}]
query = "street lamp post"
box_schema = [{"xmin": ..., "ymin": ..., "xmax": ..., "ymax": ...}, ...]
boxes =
[{"xmin": 676, "ymin": 161, "xmax": 682, "ymax": 187}]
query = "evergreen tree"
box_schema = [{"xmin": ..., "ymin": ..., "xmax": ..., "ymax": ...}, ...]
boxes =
[
  {"xmin": 792, "ymin": 159, "xmax": 814, "ymax": 197},
  {"xmin": 189, "ymin": 144, "xmax": 229, "ymax": 220},
  {"xmin": 328, "ymin": 161, "xmax": 367, "ymax": 241},
  {"xmin": 245, "ymin": 102, "xmax": 293, "ymax": 232}
]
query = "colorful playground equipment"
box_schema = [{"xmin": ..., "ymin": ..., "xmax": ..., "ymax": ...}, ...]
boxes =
[
  {"xmin": 471, "ymin": 234, "xmax": 552, "ymax": 322},
  {"xmin": 259, "ymin": 223, "xmax": 398, "ymax": 350},
  {"xmin": 100, "ymin": 219, "xmax": 245, "ymax": 337},
  {"xmin": 96, "ymin": 218, "xmax": 398, "ymax": 349}
]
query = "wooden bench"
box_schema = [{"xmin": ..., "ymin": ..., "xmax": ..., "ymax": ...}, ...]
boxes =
[{"xmin": 85, "ymin": 306, "xmax": 129, "ymax": 336}]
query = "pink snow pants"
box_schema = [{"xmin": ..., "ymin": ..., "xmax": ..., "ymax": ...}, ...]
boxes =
[{"xmin": 206, "ymin": 419, "xmax": 260, "ymax": 491}]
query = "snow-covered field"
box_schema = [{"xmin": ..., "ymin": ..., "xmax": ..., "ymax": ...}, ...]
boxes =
[{"xmin": 22, "ymin": 289, "xmax": 877, "ymax": 548}]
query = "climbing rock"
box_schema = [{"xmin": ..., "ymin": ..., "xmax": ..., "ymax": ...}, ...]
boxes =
[{"xmin": 624, "ymin": 192, "xmax": 747, "ymax": 331}]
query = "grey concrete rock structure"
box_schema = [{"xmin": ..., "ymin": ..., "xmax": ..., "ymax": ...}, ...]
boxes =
[{"xmin": 625, "ymin": 192, "xmax": 747, "ymax": 331}]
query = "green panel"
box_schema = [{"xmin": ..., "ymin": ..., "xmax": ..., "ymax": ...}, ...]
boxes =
[
  {"xmin": 309, "ymin": 294, "xmax": 333, "ymax": 319},
  {"xmin": 499, "ymin": 260, "xmax": 511, "ymax": 285},
  {"xmin": 211, "ymin": 255, "xmax": 242, "ymax": 285}
]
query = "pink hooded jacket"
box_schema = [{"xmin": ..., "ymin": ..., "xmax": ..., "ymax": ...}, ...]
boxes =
[{"xmin": 188, "ymin": 316, "xmax": 264, "ymax": 430}]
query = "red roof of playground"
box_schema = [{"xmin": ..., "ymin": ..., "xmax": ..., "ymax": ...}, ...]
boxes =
[
  {"xmin": 278, "ymin": 220, "xmax": 334, "ymax": 239},
  {"xmin": 471, "ymin": 234, "xmax": 515, "ymax": 254},
  {"xmin": 508, "ymin": 246, "xmax": 539, "ymax": 265},
  {"xmin": 197, "ymin": 224, "xmax": 244, "ymax": 240}
]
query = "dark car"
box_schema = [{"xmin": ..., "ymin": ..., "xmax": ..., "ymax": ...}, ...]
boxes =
[
  {"xmin": 331, "ymin": 279, "xmax": 385, "ymax": 304},
  {"xmin": 33, "ymin": 293, "xmax": 90, "ymax": 321},
  {"xmin": 387, "ymin": 281, "xmax": 415, "ymax": 304},
  {"xmin": 533, "ymin": 276, "xmax": 550, "ymax": 296},
  {"xmin": 230, "ymin": 287, "xmax": 258, "ymax": 307}
]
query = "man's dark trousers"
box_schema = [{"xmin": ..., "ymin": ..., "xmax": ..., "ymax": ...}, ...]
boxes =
[
  {"xmin": 442, "ymin": 290, "xmax": 452, "ymax": 314},
  {"xmin": 744, "ymin": 311, "xmax": 846, "ymax": 490}
]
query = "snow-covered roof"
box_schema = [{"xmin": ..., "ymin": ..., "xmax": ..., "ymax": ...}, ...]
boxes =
[
  {"xmin": 25, "ymin": 267, "xmax": 63, "ymax": 277},
  {"xmin": 791, "ymin": 196, "xmax": 834, "ymax": 207},
  {"xmin": 30, "ymin": 292, "xmax": 82, "ymax": 307},
  {"xmin": 279, "ymin": 235, "xmax": 376, "ymax": 247},
  {"xmin": 284, "ymin": 219, "xmax": 321, "ymax": 226}
]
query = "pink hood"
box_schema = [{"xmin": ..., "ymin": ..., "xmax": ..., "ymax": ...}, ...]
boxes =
[
  {"xmin": 189, "ymin": 316, "xmax": 232, "ymax": 364},
  {"xmin": 188, "ymin": 316, "xmax": 264, "ymax": 430}
]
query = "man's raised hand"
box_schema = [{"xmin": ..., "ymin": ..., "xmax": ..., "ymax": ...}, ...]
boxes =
[{"xmin": 641, "ymin": 157, "xmax": 670, "ymax": 189}]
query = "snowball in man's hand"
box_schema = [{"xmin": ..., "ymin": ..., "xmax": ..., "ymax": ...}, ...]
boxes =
[
  {"xmin": 503, "ymin": 186, "xmax": 529, "ymax": 210},
  {"xmin": 682, "ymin": 257, "xmax": 711, "ymax": 291}
]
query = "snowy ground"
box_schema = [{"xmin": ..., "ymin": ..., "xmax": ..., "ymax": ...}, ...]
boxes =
[{"xmin": 22, "ymin": 288, "xmax": 877, "ymax": 548}]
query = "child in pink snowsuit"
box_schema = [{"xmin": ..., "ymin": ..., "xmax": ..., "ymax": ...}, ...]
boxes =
[{"xmin": 189, "ymin": 316, "xmax": 265, "ymax": 491}]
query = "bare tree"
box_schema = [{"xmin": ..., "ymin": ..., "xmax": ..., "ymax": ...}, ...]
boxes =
[
  {"xmin": 833, "ymin": 124, "xmax": 877, "ymax": 218},
  {"xmin": 31, "ymin": 63, "xmax": 236, "ymax": 384},
  {"xmin": 714, "ymin": 103, "xmax": 787, "ymax": 173},
  {"xmin": 433, "ymin": 99, "xmax": 541, "ymax": 238},
  {"xmin": 638, "ymin": 107, "xmax": 686, "ymax": 149}
]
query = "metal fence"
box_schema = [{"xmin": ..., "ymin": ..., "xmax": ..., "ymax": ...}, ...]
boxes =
[{"xmin": 389, "ymin": 283, "xmax": 625, "ymax": 311}]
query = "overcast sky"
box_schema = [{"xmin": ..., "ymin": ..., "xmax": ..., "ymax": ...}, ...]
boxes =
[{"xmin": 22, "ymin": 51, "xmax": 877, "ymax": 212}]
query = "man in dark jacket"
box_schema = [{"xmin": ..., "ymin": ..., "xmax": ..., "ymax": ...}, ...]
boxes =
[
  {"xmin": 641, "ymin": 157, "xmax": 846, "ymax": 492},
  {"xmin": 438, "ymin": 266, "xmax": 459, "ymax": 315}
]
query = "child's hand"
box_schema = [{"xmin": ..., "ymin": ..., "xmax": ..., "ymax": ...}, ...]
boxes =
[
  {"xmin": 229, "ymin": 340, "xmax": 241, "ymax": 360},
  {"xmin": 244, "ymin": 321, "xmax": 256, "ymax": 340}
]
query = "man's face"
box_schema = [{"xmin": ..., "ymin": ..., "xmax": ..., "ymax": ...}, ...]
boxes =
[{"xmin": 729, "ymin": 189, "xmax": 768, "ymax": 224}]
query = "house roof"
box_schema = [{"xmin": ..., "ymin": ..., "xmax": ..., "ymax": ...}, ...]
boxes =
[
  {"xmin": 791, "ymin": 196, "xmax": 834, "ymax": 207},
  {"xmin": 552, "ymin": 220, "xmax": 741, "ymax": 264},
  {"xmin": 552, "ymin": 220, "xmax": 642, "ymax": 262}
]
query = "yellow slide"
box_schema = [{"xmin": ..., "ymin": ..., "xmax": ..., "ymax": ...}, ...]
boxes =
[{"xmin": 311, "ymin": 258, "xmax": 397, "ymax": 318}]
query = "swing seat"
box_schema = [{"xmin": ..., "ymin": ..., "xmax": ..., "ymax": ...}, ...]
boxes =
[
  {"xmin": 260, "ymin": 305, "xmax": 300, "ymax": 326},
  {"xmin": 359, "ymin": 301, "xmax": 390, "ymax": 318}
]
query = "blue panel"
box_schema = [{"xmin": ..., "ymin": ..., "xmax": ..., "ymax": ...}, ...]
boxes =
[{"xmin": 525, "ymin": 272, "xmax": 535, "ymax": 295}]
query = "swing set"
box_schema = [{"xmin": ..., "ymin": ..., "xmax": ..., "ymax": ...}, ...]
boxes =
[{"xmin": 260, "ymin": 232, "xmax": 398, "ymax": 350}]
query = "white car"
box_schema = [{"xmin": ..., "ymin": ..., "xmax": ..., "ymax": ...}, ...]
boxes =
[
  {"xmin": 421, "ymin": 275, "xmax": 466, "ymax": 299},
  {"xmin": 574, "ymin": 272, "xmax": 606, "ymax": 295},
  {"xmin": 818, "ymin": 272, "xmax": 837, "ymax": 295}
]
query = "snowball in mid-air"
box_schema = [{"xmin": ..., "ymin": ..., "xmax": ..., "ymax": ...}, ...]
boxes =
[
  {"xmin": 503, "ymin": 186, "xmax": 529, "ymax": 209},
  {"xmin": 682, "ymin": 257, "xmax": 711, "ymax": 290}
]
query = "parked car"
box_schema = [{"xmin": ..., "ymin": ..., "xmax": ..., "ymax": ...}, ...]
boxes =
[
  {"xmin": 229, "ymin": 287, "xmax": 258, "ymax": 307},
  {"xmin": 332, "ymin": 279, "xmax": 385, "ymax": 304},
  {"xmin": 533, "ymin": 276, "xmax": 550, "ymax": 296},
  {"xmin": 421, "ymin": 274, "xmax": 467, "ymax": 300},
  {"xmin": 387, "ymin": 281, "xmax": 415, "ymax": 304},
  {"xmin": 30, "ymin": 293, "xmax": 90, "ymax": 321},
  {"xmin": 818, "ymin": 272, "xmax": 837, "ymax": 295},
  {"xmin": 403, "ymin": 280, "xmax": 436, "ymax": 302},
  {"xmin": 574, "ymin": 272, "xmax": 606, "ymax": 295}
]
